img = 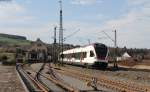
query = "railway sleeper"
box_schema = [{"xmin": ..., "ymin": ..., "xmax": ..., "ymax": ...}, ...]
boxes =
[
  {"xmin": 40, "ymin": 73, "xmax": 79, "ymax": 92},
  {"xmin": 18, "ymin": 65, "xmax": 49, "ymax": 92},
  {"xmin": 52, "ymin": 65, "xmax": 150, "ymax": 92}
]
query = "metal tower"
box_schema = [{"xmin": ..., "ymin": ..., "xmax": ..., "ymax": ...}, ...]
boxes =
[{"xmin": 59, "ymin": 0, "xmax": 64, "ymax": 65}]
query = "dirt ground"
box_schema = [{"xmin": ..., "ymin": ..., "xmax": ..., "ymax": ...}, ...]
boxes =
[
  {"xmin": 140, "ymin": 59, "xmax": 150, "ymax": 65},
  {"xmin": 0, "ymin": 63, "xmax": 25, "ymax": 92},
  {"xmin": 118, "ymin": 59, "xmax": 150, "ymax": 67}
]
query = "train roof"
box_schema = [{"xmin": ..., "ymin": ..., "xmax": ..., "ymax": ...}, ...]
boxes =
[
  {"xmin": 61, "ymin": 43, "xmax": 107, "ymax": 54},
  {"xmin": 77, "ymin": 43, "xmax": 106, "ymax": 49}
]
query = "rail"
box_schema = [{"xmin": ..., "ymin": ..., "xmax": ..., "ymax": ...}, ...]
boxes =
[
  {"xmin": 43, "ymin": 64, "xmax": 80, "ymax": 92},
  {"xmin": 17, "ymin": 63, "xmax": 80, "ymax": 92},
  {"xmin": 52, "ymin": 65, "xmax": 150, "ymax": 92},
  {"xmin": 16, "ymin": 64, "xmax": 49, "ymax": 92}
]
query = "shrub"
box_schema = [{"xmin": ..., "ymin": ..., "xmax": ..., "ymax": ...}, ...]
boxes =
[{"xmin": 2, "ymin": 55, "xmax": 7, "ymax": 61}]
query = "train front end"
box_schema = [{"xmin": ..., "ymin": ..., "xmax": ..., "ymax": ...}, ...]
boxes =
[{"xmin": 92, "ymin": 43, "xmax": 108, "ymax": 68}]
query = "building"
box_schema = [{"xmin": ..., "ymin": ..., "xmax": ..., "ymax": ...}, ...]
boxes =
[
  {"xmin": 122, "ymin": 52, "xmax": 131, "ymax": 60},
  {"xmin": 117, "ymin": 52, "xmax": 131, "ymax": 61},
  {"xmin": 26, "ymin": 38, "xmax": 48, "ymax": 63}
]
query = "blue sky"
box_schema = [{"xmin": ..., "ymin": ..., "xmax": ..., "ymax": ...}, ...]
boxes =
[{"xmin": 0, "ymin": 0, "xmax": 150, "ymax": 48}]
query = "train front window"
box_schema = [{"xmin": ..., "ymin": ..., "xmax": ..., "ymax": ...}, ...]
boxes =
[
  {"xmin": 95, "ymin": 44, "xmax": 107, "ymax": 59},
  {"xmin": 90, "ymin": 51, "xmax": 94, "ymax": 57}
]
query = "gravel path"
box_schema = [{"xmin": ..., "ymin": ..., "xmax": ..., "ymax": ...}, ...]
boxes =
[{"xmin": 0, "ymin": 64, "xmax": 25, "ymax": 92}]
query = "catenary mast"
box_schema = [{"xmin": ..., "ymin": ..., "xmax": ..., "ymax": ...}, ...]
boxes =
[{"xmin": 59, "ymin": 0, "xmax": 64, "ymax": 65}]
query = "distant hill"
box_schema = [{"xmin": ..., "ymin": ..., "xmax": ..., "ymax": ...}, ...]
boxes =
[
  {"xmin": 0, "ymin": 33, "xmax": 26, "ymax": 40},
  {"xmin": 0, "ymin": 33, "xmax": 31, "ymax": 46}
]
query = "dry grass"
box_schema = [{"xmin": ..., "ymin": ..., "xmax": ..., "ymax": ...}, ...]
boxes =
[
  {"xmin": 138, "ymin": 59, "xmax": 150, "ymax": 66},
  {"xmin": 118, "ymin": 58, "xmax": 150, "ymax": 66}
]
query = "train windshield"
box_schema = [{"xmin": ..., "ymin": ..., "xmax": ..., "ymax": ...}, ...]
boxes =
[{"xmin": 94, "ymin": 44, "xmax": 107, "ymax": 59}]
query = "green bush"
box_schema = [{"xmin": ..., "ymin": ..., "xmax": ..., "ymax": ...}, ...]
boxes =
[
  {"xmin": 0, "ymin": 53, "xmax": 16, "ymax": 65},
  {"xmin": 2, "ymin": 55, "xmax": 8, "ymax": 61}
]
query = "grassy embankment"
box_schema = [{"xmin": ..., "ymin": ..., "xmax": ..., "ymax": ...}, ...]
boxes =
[
  {"xmin": 0, "ymin": 36, "xmax": 31, "ymax": 65},
  {"xmin": 0, "ymin": 36, "xmax": 31, "ymax": 46},
  {"xmin": 0, "ymin": 53, "xmax": 16, "ymax": 65}
]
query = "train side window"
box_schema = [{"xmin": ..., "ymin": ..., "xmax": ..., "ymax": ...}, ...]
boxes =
[
  {"xmin": 76, "ymin": 52, "xmax": 80, "ymax": 60},
  {"xmin": 90, "ymin": 51, "xmax": 94, "ymax": 57},
  {"xmin": 83, "ymin": 52, "xmax": 87, "ymax": 58},
  {"xmin": 71, "ymin": 53, "xmax": 73, "ymax": 58},
  {"xmin": 68, "ymin": 54, "xmax": 72, "ymax": 59},
  {"xmin": 60, "ymin": 54, "xmax": 64, "ymax": 58},
  {"xmin": 73, "ymin": 53, "xmax": 75, "ymax": 58}
]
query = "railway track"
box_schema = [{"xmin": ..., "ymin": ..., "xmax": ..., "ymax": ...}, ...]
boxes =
[
  {"xmin": 17, "ymin": 62, "xmax": 150, "ymax": 92},
  {"xmin": 17, "ymin": 63, "xmax": 80, "ymax": 92},
  {"xmin": 16, "ymin": 64, "xmax": 49, "ymax": 92},
  {"xmin": 37, "ymin": 63, "xmax": 79, "ymax": 92},
  {"xmin": 51, "ymin": 64, "xmax": 150, "ymax": 92},
  {"xmin": 34, "ymin": 63, "xmax": 53, "ymax": 92}
]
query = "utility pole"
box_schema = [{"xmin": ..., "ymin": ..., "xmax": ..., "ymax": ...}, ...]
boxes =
[
  {"xmin": 59, "ymin": 0, "xmax": 64, "ymax": 65},
  {"xmin": 53, "ymin": 26, "xmax": 57, "ymax": 64},
  {"xmin": 54, "ymin": 27, "xmax": 57, "ymax": 44},
  {"xmin": 101, "ymin": 30, "xmax": 118, "ymax": 69},
  {"xmin": 114, "ymin": 30, "xmax": 118, "ymax": 69}
]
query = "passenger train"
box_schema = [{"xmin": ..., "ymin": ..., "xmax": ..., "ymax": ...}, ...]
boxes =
[{"xmin": 60, "ymin": 43, "xmax": 109, "ymax": 68}]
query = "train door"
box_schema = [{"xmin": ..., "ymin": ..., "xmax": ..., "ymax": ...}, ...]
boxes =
[
  {"xmin": 81, "ymin": 52, "xmax": 87, "ymax": 64},
  {"xmin": 86, "ymin": 50, "xmax": 95, "ymax": 65}
]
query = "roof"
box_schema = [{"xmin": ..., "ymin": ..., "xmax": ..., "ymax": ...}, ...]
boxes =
[
  {"xmin": 28, "ymin": 38, "xmax": 47, "ymax": 52},
  {"xmin": 122, "ymin": 52, "xmax": 131, "ymax": 58}
]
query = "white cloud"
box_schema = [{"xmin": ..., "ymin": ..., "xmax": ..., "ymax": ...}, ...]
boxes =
[
  {"xmin": 65, "ymin": 0, "xmax": 150, "ymax": 48},
  {"xmin": 97, "ymin": 0, "xmax": 150, "ymax": 48},
  {"xmin": 0, "ymin": 22, "xmax": 52, "ymax": 42},
  {"xmin": 127, "ymin": 0, "xmax": 150, "ymax": 6},
  {"xmin": 26, "ymin": 0, "xmax": 32, "ymax": 4},
  {"xmin": 0, "ymin": 1, "xmax": 24, "ymax": 13},
  {"xmin": 61, "ymin": 21, "xmax": 101, "ymax": 45},
  {"xmin": 0, "ymin": 1, "xmax": 39, "ymax": 41},
  {"xmin": 0, "ymin": 0, "xmax": 149, "ymax": 48},
  {"xmin": 71, "ymin": 0, "xmax": 102, "ymax": 5},
  {"xmin": 0, "ymin": 15, "xmax": 36, "ymax": 23},
  {"xmin": 0, "ymin": 1, "xmax": 35, "ymax": 22}
]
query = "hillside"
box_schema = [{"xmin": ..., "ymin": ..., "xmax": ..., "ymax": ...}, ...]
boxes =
[
  {"xmin": 0, "ymin": 33, "xmax": 26, "ymax": 40},
  {"xmin": 0, "ymin": 33, "xmax": 31, "ymax": 46}
]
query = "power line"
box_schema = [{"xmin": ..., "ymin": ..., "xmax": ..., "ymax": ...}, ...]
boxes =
[
  {"xmin": 102, "ymin": 30, "xmax": 115, "ymax": 42},
  {"xmin": 63, "ymin": 29, "xmax": 80, "ymax": 41}
]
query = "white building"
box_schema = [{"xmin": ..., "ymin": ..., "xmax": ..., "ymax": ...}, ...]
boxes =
[{"xmin": 117, "ymin": 52, "xmax": 131, "ymax": 61}]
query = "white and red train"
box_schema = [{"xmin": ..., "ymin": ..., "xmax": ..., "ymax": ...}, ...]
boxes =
[{"xmin": 60, "ymin": 43, "xmax": 109, "ymax": 68}]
